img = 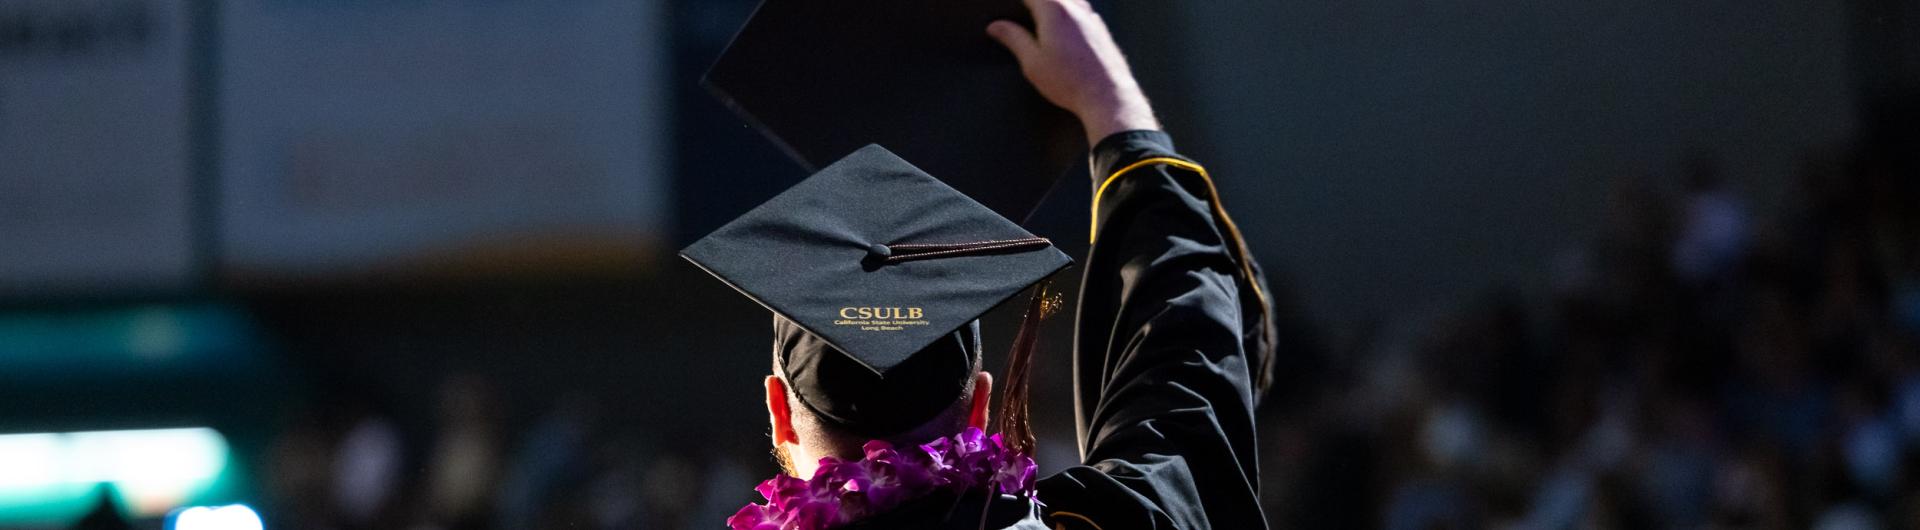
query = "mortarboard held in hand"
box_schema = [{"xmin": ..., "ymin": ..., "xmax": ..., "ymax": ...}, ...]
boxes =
[
  {"xmin": 681, "ymin": 144, "xmax": 1072, "ymax": 438},
  {"xmin": 703, "ymin": 0, "xmax": 1082, "ymax": 223}
]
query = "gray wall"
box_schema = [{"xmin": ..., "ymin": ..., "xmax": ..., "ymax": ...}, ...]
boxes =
[{"xmin": 1123, "ymin": 0, "xmax": 1858, "ymax": 328}]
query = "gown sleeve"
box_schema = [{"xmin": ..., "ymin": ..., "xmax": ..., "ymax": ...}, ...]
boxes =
[{"xmin": 1036, "ymin": 130, "xmax": 1275, "ymax": 530}]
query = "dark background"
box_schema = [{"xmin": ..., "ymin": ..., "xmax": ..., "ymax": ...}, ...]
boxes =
[{"xmin": 1, "ymin": 0, "xmax": 1916, "ymax": 528}]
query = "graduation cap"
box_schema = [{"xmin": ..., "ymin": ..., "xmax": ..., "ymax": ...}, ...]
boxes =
[
  {"xmin": 682, "ymin": 145, "xmax": 1072, "ymax": 437},
  {"xmin": 703, "ymin": 0, "xmax": 1083, "ymax": 223}
]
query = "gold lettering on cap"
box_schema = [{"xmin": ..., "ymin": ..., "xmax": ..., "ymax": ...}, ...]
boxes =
[{"xmin": 831, "ymin": 307, "xmax": 931, "ymax": 330}]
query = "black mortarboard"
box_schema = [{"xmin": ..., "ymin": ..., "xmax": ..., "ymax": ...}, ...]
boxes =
[
  {"xmin": 702, "ymin": 0, "xmax": 1082, "ymax": 222},
  {"xmin": 682, "ymin": 145, "xmax": 1072, "ymax": 437}
]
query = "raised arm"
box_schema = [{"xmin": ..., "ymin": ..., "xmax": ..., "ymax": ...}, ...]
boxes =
[{"xmin": 990, "ymin": 2, "xmax": 1277, "ymax": 529}]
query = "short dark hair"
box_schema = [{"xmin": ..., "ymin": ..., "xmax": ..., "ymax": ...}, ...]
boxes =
[{"xmin": 780, "ymin": 351, "xmax": 983, "ymax": 457}]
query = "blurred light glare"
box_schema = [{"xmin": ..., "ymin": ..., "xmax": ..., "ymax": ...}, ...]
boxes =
[
  {"xmin": 0, "ymin": 428, "xmax": 229, "ymax": 517},
  {"xmin": 170, "ymin": 505, "xmax": 263, "ymax": 530},
  {"xmin": 0, "ymin": 434, "xmax": 62, "ymax": 488}
]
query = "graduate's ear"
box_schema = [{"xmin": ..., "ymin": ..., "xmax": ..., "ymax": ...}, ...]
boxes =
[
  {"xmin": 967, "ymin": 371, "xmax": 994, "ymax": 429},
  {"xmin": 766, "ymin": 375, "xmax": 800, "ymax": 445}
]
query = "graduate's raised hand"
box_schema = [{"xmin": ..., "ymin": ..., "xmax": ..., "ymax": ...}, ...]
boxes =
[{"xmin": 987, "ymin": 0, "xmax": 1159, "ymax": 146}]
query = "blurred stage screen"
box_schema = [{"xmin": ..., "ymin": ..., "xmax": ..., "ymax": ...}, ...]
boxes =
[
  {"xmin": 0, "ymin": 0, "xmax": 197, "ymax": 296},
  {"xmin": 1, "ymin": 0, "xmax": 673, "ymax": 296},
  {"xmin": 217, "ymin": 0, "xmax": 671, "ymax": 280}
]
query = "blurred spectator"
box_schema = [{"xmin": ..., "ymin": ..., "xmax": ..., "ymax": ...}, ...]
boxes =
[
  {"xmin": 495, "ymin": 392, "xmax": 596, "ymax": 530},
  {"xmin": 1671, "ymin": 155, "xmax": 1751, "ymax": 286},
  {"xmin": 419, "ymin": 374, "xmax": 504, "ymax": 530},
  {"xmin": 332, "ymin": 414, "xmax": 404, "ymax": 527}
]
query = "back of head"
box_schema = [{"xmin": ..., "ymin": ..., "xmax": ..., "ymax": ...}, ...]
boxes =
[{"xmin": 774, "ymin": 316, "xmax": 982, "ymax": 449}]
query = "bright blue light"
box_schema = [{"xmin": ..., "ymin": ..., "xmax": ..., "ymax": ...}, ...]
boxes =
[{"xmin": 167, "ymin": 504, "xmax": 262, "ymax": 530}]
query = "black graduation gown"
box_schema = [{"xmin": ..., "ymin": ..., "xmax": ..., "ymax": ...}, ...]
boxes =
[
  {"xmin": 1034, "ymin": 130, "xmax": 1271, "ymax": 530},
  {"xmin": 834, "ymin": 131, "xmax": 1271, "ymax": 530},
  {"xmin": 837, "ymin": 492, "xmax": 1051, "ymax": 530}
]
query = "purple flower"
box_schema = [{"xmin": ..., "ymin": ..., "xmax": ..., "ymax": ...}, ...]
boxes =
[
  {"xmin": 731, "ymin": 428, "xmax": 1039, "ymax": 530},
  {"xmin": 871, "ymin": 441, "xmax": 940, "ymax": 499},
  {"xmin": 991, "ymin": 452, "xmax": 1039, "ymax": 495},
  {"xmin": 725, "ymin": 504, "xmax": 781, "ymax": 530}
]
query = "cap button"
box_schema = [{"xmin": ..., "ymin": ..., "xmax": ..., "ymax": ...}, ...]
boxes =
[{"xmin": 868, "ymin": 243, "xmax": 892, "ymax": 258}]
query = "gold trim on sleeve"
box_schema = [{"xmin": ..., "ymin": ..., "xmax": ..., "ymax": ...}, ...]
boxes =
[
  {"xmin": 1090, "ymin": 157, "xmax": 1188, "ymax": 243},
  {"xmin": 1088, "ymin": 157, "xmax": 1269, "ymax": 311}
]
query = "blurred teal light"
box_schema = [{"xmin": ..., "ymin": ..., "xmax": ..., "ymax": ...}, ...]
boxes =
[{"xmin": 0, "ymin": 427, "xmax": 232, "ymax": 523}]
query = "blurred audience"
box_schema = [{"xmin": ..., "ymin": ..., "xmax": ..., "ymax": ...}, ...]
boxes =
[
  {"xmin": 1256, "ymin": 131, "xmax": 1917, "ymax": 529},
  {"xmin": 251, "ymin": 130, "xmax": 1913, "ymax": 529}
]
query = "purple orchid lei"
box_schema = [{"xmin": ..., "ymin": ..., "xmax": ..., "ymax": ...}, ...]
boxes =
[{"xmin": 727, "ymin": 427, "xmax": 1040, "ymax": 530}]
